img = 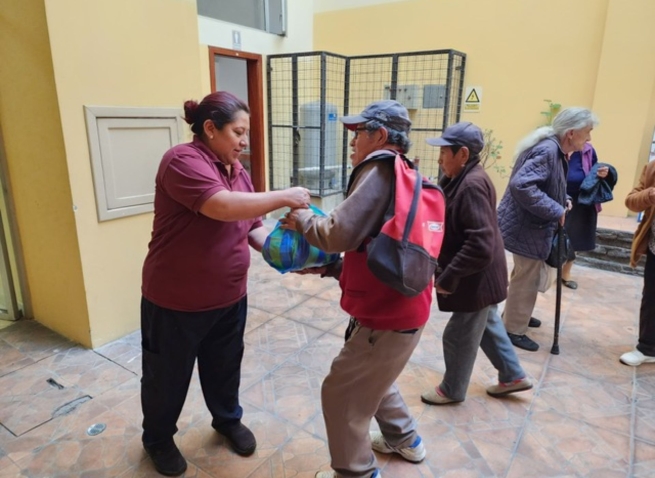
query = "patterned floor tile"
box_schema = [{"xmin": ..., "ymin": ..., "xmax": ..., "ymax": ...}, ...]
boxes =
[
  {"xmin": 0, "ymin": 450, "xmax": 21, "ymax": 477},
  {"xmin": 246, "ymin": 307, "xmax": 278, "ymax": 334},
  {"xmin": 277, "ymin": 272, "xmax": 335, "ymax": 296},
  {"xmin": 0, "ymin": 362, "xmax": 89, "ymax": 436},
  {"xmin": 241, "ymin": 344, "xmax": 288, "ymax": 390},
  {"xmin": 0, "ymin": 256, "xmax": 653, "ymax": 477},
  {"xmin": 634, "ymin": 402, "xmax": 655, "ymax": 444},
  {"xmin": 12, "ymin": 410, "xmax": 144, "ymax": 477},
  {"xmin": 241, "ymin": 364, "xmax": 323, "ymax": 428},
  {"xmin": 178, "ymin": 406, "xmax": 297, "ymax": 468},
  {"xmin": 411, "ymin": 415, "xmax": 501, "ymax": 477},
  {"xmin": 244, "ymin": 317, "xmax": 323, "ymax": 361},
  {"xmin": 0, "ymin": 393, "xmax": 113, "ymax": 464},
  {"xmin": 246, "ymin": 287, "xmax": 314, "ymax": 321},
  {"xmin": 0, "ymin": 339, "xmax": 33, "ymax": 379},
  {"xmin": 37, "ymin": 347, "xmax": 136, "ymax": 397},
  {"xmin": 508, "ymin": 411, "xmax": 630, "ymax": 477},
  {"xmin": 248, "ymin": 430, "xmax": 330, "ymax": 478},
  {"xmin": 533, "ymin": 367, "xmax": 633, "ymax": 434},
  {"xmin": 289, "ymin": 331, "xmax": 343, "ymax": 375},
  {"xmin": 0, "ymin": 320, "xmax": 74, "ymax": 361},
  {"xmin": 91, "ymin": 376, "xmax": 141, "ymax": 416},
  {"xmin": 283, "ymin": 296, "xmax": 349, "ymax": 333},
  {"xmin": 633, "ymin": 438, "xmax": 655, "ymax": 477},
  {"xmin": 94, "ymin": 330, "xmax": 142, "ymax": 375}
]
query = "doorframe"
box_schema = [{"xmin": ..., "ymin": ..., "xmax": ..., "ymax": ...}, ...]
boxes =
[
  {"xmin": 0, "ymin": 127, "xmax": 31, "ymax": 320},
  {"xmin": 208, "ymin": 46, "xmax": 266, "ymax": 192}
]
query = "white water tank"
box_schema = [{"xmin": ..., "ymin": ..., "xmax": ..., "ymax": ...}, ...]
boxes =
[{"xmin": 298, "ymin": 101, "xmax": 340, "ymax": 191}]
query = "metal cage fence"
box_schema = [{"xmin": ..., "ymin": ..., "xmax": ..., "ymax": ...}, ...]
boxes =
[{"xmin": 267, "ymin": 49, "xmax": 466, "ymax": 196}]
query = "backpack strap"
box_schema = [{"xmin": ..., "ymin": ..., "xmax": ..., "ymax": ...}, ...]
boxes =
[{"xmin": 346, "ymin": 152, "xmax": 415, "ymax": 195}]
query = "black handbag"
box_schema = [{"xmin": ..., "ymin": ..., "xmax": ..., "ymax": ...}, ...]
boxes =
[{"xmin": 545, "ymin": 225, "xmax": 570, "ymax": 268}]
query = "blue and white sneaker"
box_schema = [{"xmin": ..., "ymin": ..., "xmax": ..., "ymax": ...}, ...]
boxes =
[{"xmin": 370, "ymin": 431, "xmax": 426, "ymax": 463}]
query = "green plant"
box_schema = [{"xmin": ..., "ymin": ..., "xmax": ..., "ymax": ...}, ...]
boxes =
[
  {"xmin": 541, "ymin": 99, "xmax": 561, "ymax": 126},
  {"xmin": 480, "ymin": 129, "xmax": 507, "ymax": 177}
]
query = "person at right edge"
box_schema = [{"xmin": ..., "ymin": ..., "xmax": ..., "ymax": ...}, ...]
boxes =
[
  {"xmin": 420, "ymin": 122, "xmax": 532, "ymax": 406},
  {"xmin": 498, "ymin": 107, "xmax": 599, "ymax": 352},
  {"xmin": 620, "ymin": 159, "xmax": 655, "ymax": 367}
]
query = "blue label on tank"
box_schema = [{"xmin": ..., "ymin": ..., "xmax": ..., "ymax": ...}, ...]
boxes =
[{"xmin": 328, "ymin": 113, "xmax": 337, "ymax": 121}]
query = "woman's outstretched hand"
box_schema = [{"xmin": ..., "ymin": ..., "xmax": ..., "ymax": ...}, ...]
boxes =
[{"xmin": 284, "ymin": 187, "xmax": 311, "ymax": 209}]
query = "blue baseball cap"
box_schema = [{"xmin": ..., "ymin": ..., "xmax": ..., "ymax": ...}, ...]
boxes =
[
  {"xmin": 340, "ymin": 100, "xmax": 412, "ymax": 133},
  {"xmin": 426, "ymin": 122, "xmax": 484, "ymax": 155}
]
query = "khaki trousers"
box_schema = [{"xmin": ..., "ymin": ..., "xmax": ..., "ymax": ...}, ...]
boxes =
[
  {"xmin": 502, "ymin": 254, "xmax": 544, "ymax": 335},
  {"xmin": 322, "ymin": 323, "xmax": 423, "ymax": 478}
]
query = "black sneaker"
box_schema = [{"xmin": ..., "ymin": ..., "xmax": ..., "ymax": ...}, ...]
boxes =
[
  {"xmin": 144, "ymin": 441, "xmax": 187, "ymax": 476},
  {"xmin": 528, "ymin": 317, "xmax": 541, "ymax": 328},
  {"xmin": 216, "ymin": 422, "xmax": 257, "ymax": 456},
  {"xmin": 508, "ymin": 333, "xmax": 539, "ymax": 352}
]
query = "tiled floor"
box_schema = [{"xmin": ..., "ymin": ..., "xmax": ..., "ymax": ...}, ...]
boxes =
[{"xmin": 1, "ymin": 252, "xmax": 654, "ymax": 477}]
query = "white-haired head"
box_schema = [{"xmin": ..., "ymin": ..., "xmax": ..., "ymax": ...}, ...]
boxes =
[{"xmin": 515, "ymin": 107, "xmax": 599, "ymax": 158}]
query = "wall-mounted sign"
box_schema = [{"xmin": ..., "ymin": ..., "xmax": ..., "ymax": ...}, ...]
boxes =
[
  {"xmin": 232, "ymin": 30, "xmax": 242, "ymax": 51},
  {"xmin": 464, "ymin": 86, "xmax": 482, "ymax": 113}
]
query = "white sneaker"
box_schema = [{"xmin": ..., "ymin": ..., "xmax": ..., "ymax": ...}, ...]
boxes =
[
  {"xmin": 370, "ymin": 431, "xmax": 426, "ymax": 463},
  {"xmin": 620, "ymin": 349, "xmax": 655, "ymax": 366},
  {"xmin": 315, "ymin": 472, "xmax": 338, "ymax": 478}
]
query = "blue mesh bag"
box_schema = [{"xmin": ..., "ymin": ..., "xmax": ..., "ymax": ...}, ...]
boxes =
[{"xmin": 262, "ymin": 205, "xmax": 340, "ymax": 273}]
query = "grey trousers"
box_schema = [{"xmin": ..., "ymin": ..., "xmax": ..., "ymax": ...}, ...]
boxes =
[
  {"xmin": 322, "ymin": 322, "xmax": 423, "ymax": 478},
  {"xmin": 440, "ymin": 305, "xmax": 526, "ymax": 401},
  {"xmin": 503, "ymin": 253, "xmax": 544, "ymax": 335}
]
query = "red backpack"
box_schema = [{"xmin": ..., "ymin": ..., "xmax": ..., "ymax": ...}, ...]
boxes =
[{"xmin": 366, "ymin": 154, "xmax": 446, "ymax": 296}]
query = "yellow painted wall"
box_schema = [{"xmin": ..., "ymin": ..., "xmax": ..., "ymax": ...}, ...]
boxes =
[
  {"xmin": 42, "ymin": 0, "xmax": 203, "ymax": 347},
  {"xmin": 590, "ymin": 0, "xmax": 655, "ymax": 215},
  {"xmin": 0, "ymin": 1, "xmax": 90, "ymax": 344},
  {"xmin": 314, "ymin": 0, "xmax": 655, "ymax": 216}
]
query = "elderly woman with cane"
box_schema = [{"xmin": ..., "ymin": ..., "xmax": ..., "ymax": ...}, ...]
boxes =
[{"xmin": 497, "ymin": 107, "xmax": 599, "ymax": 352}]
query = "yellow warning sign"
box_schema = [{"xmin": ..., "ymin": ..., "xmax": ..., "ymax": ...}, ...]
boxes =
[
  {"xmin": 464, "ymin": 86, "xmax": 482, "ymax": 113},
  {"xmin": 466, "ymin": 89, "xmax": 480, "ymax": 103}
]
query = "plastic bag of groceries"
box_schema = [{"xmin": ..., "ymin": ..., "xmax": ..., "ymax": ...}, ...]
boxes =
[{"xmin": 262, "ymin": 205, "xmax": 340, "ymax": 273}]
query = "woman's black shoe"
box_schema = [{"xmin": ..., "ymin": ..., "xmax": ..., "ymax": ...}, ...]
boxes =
[
  {"xmin": 562, "ymin": 279, "xmax": 578, "ymax": 290},
  {"xmin": 528, "ymin": 317, "xmax": 541, "ymax": 328},
  {"xmin": 144, "ymin": 441, "xmax": 187, "ymax": 476},
  {"xmin": 508, "ymin": 333, "xmax": 539, "ymax": 352},
  {"xmin": 216, "ymin": 422, "xmax": 257, "ymax": 456}
]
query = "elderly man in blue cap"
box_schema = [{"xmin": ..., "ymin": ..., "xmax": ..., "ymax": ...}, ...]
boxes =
[
  {"xmin": 420, "ymin": 122, "xmax": 532, "ymax": 407},
  {"xmin": 282, "ymin": 100, "xmax": 429, "ymax": 478}
]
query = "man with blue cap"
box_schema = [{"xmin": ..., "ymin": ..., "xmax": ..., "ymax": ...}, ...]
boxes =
[
  {"xmin": 420, "ymin": 122, "xmax": 532, "ymax": 406},
  {"xmin": 282, "ymin": 100, "xmax": 428, "ymax": 478}
]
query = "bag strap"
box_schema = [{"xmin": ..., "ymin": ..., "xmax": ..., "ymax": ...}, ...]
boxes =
[{"xmin": 393, "ymin": 155, "xmax": 423, "ymax": 245}]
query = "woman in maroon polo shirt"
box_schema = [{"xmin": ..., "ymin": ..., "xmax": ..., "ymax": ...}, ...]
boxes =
[{"xmin": 140, "ymin": 91, "xmax": 310, "ymax": 476}]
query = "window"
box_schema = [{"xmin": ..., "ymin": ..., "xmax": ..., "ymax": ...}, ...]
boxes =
[{"xmin": 197, "ymin": 0, "xmax": 286, "ymax": 35}]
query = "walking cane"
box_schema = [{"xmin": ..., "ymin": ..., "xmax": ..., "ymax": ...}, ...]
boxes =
[{"xmin": 550, "ymin": 223, "xmax": 564, "ymax": 355}]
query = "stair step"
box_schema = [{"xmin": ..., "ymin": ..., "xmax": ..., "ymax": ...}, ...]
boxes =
[
  {"xmin": 575, "ymin": 227, "xmax": 644, "ymax": 276},
  {"xmin": 575, "ymin": 254, "xmax": 644, "ymax": 276}
]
